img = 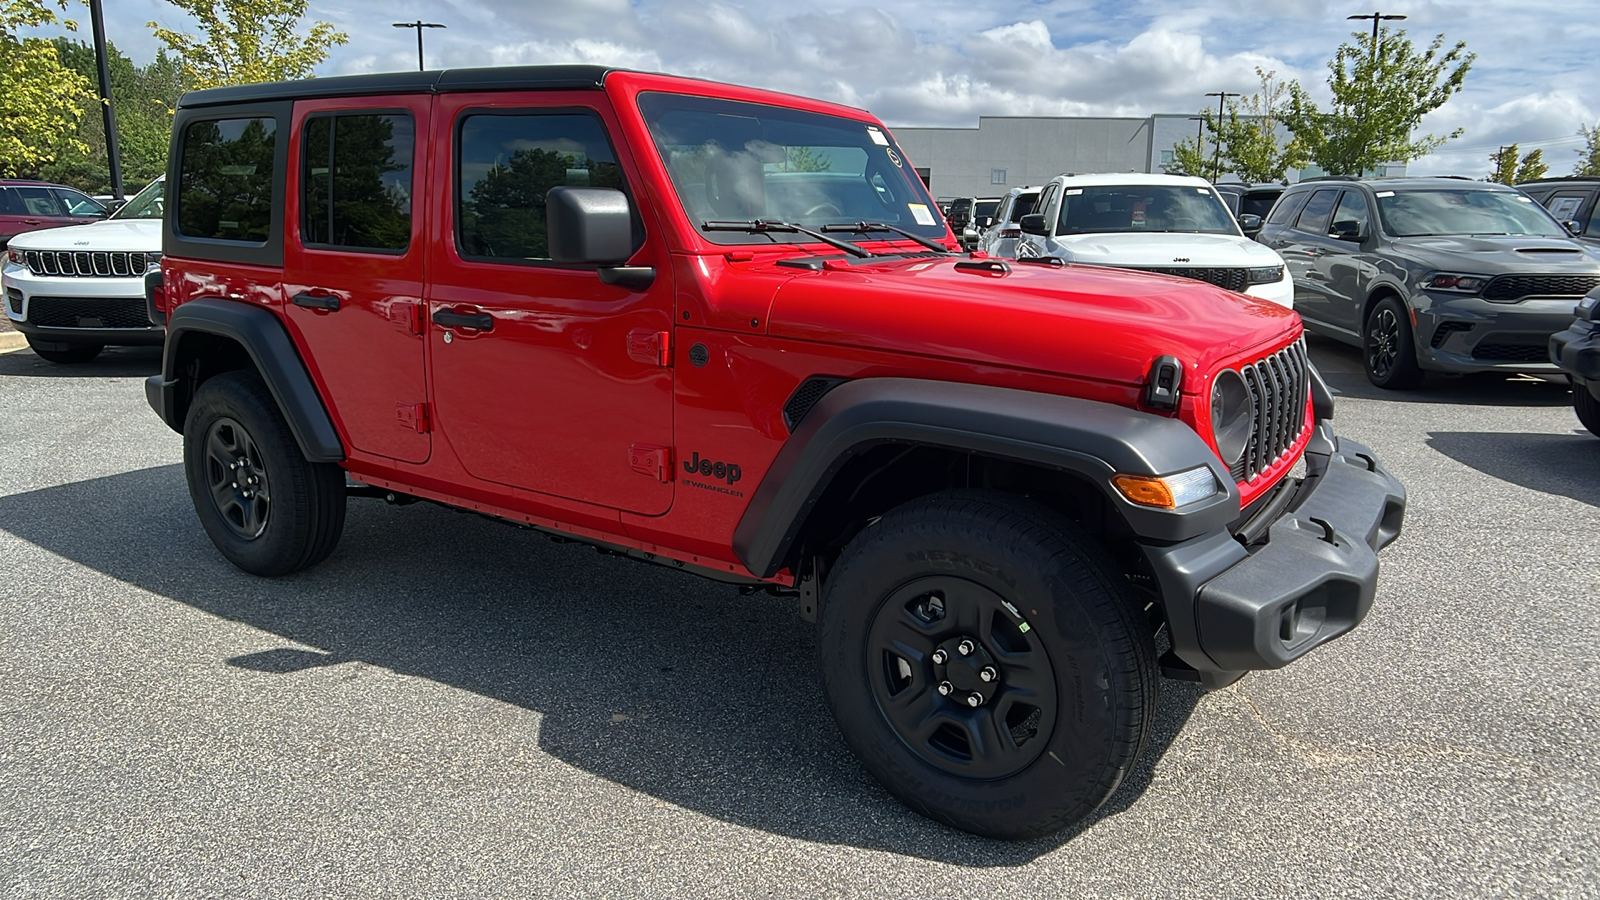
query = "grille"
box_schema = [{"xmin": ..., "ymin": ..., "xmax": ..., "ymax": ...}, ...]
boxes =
[
  {"xmin": 1472, "ymin": 342, "xmax": 1548, "ymax": 362},
  {"xmin": 1125, "ymin": 266, "xmax": 1250, "ymax": 292},
  {"xmin": 1430, "ymin": 321, "xmax": 1474, "ymax": 348},
  {"xmin": 6, "ymin": 288, "xmax": 20, "ymax": 314},
  {"xmin": 25, "ymin": 296, "xmax": 152, "ymax": 330},
  {"xmin": 1480, "ymin": 274, "xmax": 1600, "ymax": 303},
  {"xmin": 24, "ymin": 250, "xmax": 154, "ymax": 278},
  {"xmin": 1229, "ymin": 339, "xmax": 1311, "ymax": 483}
]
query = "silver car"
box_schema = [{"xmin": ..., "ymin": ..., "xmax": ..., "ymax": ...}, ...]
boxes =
[{"xmin": 978, "ymin": 186, "xmax": 1041, "ymax": 258}]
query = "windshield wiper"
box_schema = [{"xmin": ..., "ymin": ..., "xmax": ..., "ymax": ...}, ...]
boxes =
[
  {"xmin": 702, "ymin": 220, "xmax": 873, "ymax": 258},
  {"xmin": 820, "ymin": 221, "xmax": 953, "ymax": 254}
]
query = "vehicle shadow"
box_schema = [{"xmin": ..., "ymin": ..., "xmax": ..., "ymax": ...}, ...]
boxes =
[
  {"xmin": 0, "ymin": 345, "xmax": 162, "ymax": 378},
  {"xmin": 0, "ymin": 465, "xmax": 1202, "ymax": 865},
  {"xmin": 1425, "ymin": 430, "xmax": 1599, "ymax": 507},
  {"xmin": 1305, "ymin": 335, "xmax": 1572, "ymax": 407}
]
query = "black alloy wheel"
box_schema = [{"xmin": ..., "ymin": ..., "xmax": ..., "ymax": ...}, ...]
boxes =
[
  {"xmin": 1574, "ymin": 383, "xmax": 1600, "ymax": 438},
  {"xmin": 202, "ymin": 416, "xmax": 272, "ymax": 540},
  {"xmin": 1364, "ymin": 296, "xmax": 1423, "ymax": 389}
]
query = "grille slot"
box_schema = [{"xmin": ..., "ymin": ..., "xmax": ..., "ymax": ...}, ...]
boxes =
[
  {"xmin": 1124, "ymin": 266, "xmax": 1250, "ymax": 292},
  {"xmin": 24, "ymin": 296, "xmax": 153, "ymax": 330},
  {"xmin": 23, "ymin": 250, "xmax": 153, "ymax": 278},
  {"xmin": 783, "ymin": 377, "xmax": 848, "ymax": 431},
  {"xmin": 1471, "ymin": 342, "xmax": 1548, "ymax": 362},
  {"xmin": 1480, "ymin": 274, "xmax": 1600, "ymax": 303},
  {"xmin": 1430, "ymin": 321, "xmax": 1474, "ymax": 348},
  {"xmin": 1228, "ymin": 339, "xmax": 1310, "ymax": 483},
  {"xmin": 6, "ymin": 288, "xmax": 21, "ymax": 314}
]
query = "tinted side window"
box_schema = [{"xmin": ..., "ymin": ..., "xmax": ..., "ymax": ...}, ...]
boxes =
[
  {"xmin": 178, "ymin": 116, "xmax": 278, "ymax": 243},
  {"xmin": 1294, "ymin": 189, "xmax": 1339, "ymax": 235},
  {"xmin": 302, "ymin": 112, "xmax": 414, "ymax": 252},
  {"xmin": 1545, "ymin": 192, "xmax": 1587, "ymax": 223},
  {"xmin": 13, "ymin": 187, "xmax": 64, "ymax": 217},
  {"xmin": 458, "ymin": 112, "xmax": 623, "ymax": 261},
  {"xmin": 1587, "ymin": 198, "xmax": 1600, "ymax": 237},
  {"xmin": 52, "ymin": 188, "xmax": 105, "ymax": 216},
  {"xmin": 1266, "ymin": 190, "xmax": 1309, "ymax": 225},
  {"xmin": 1332, "ymin": 190, "xmax": 1370, "ymax": 235}
]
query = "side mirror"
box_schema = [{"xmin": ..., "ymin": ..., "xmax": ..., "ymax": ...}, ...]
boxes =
[
  {"xmin": 547, "ymin": 186, "xmax": 635, "ymax": 264},
  {"xmin": 1565, "ymin": 219, "xmax": 1583, "ymax": 237},
  {"xmin": 1238, "ymin": 213, "xmax": 1263, "ymax": 235},
  {"xmin": 1330, "ymin": 220, "xmax": 1365, "ymax": 242},
  {"xmin": 1019, "ymin": 213, "xmax": 1048, "ymax": 236}
]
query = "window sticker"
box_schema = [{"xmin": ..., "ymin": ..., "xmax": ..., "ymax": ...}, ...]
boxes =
[
  {"xmin": 866, "ymin": 126, "xmax": 889, "ymax": 146},
  {"xmin": 1516, "ymin": 195, "xmax": 1534, "ymax": 203},
  {"xmin": 908, "ymin": 203, "xmax": 935, "ymax": 226},
  {"xmin": 1375, "ymin": 190, "xmax": 1395, "ymax": 197},
  {"xmin": 1065, "ymin": 188, "xmax": 1082, "ymax": 196}
]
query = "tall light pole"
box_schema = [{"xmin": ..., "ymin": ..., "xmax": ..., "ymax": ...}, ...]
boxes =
[
  {"xmin": 392, "ymin": 21, "xmax": 446, "ymax": 71},
  {"xmin": 88, "ymin": 0, "xmax": 123, "ymax": 201},
  {"xmin": 1347, "ymin": 11, "xmax": 1406, "ymax": 57},
  {"xmin": 1204, "ymin": 91, "xmax": 1239, "ymax": 182}
]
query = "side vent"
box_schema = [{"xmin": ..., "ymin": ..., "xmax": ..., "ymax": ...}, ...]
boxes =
[
  {"xmin": 783, "ymin": 376, "xmax": 849, "ymax": 431},
  {"xmin": 1144, "ymin": 355, "xmax": 1183, "ymax": 411}
]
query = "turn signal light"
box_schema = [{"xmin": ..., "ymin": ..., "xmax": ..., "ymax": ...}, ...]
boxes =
[{"xmin": 1111, "ymin": 467, "xmax": 1220, "ymax": 510}]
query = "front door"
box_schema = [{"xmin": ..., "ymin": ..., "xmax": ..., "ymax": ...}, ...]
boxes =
[
  {"xmin": 282, "ymin": 96, "xmax": 432, "ymax": 464},
  {"xmin": 425, "ymin": 92, "xmax": 674, "ymax": 516}
]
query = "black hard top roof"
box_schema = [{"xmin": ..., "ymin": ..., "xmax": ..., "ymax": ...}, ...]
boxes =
[{"xmin": 177, "ymin": 65, "xmax": 621, "ymax": 109}]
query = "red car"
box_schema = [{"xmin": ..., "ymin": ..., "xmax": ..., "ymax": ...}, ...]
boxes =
[
  {"xmin": 144, "ymin": 66, "xmax": 1407, "ymax": 839},
  {"xmin": 0, "ymin": 179, "xmax": 109, "ymax": 247}
]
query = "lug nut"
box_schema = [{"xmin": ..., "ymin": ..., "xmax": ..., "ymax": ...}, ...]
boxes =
[
  {"xmin": 930, "ymin": 649, "xmax": 947, "ymax": 665},
  {"xmin": 957, "ymin": 639, "xmax": 975, "ymax": 656},
  {"xmin": 231, "ymin": 482, "xmax": 238, "ymax": 489},
  {"xmin": 229, "ymin": 462, "xmax": 237, "ymax": 470},
  {"xmin": 967, "ymin": 692, "xmax": 983, "ymax": 707},
  {"xmin": 980, "ymin": 666, "xmax": 997, "ymax": 683},
  {"xmin": 937, "ymin": 681, "xmax": 953, "ymax": 696}
]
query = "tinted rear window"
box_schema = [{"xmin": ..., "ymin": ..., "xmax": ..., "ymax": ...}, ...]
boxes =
[
  {"xmin": 178, "ymin": 116, "xmax": 278, "ymax": 243},
  {"xmin": 1294, "ymin": 189, "xmax": 1339, "ymax": 235},
  {"xmin": 1266, "ymin": 191, "xmax": 1309, "ymax": 225},
  {"xmin": 302, "ymin": 112, "xmax": 414, "ymax": 252}
]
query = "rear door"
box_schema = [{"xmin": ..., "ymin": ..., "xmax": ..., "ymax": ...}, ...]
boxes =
[
  {"xmin": 425, "ymin": 91, "xmax": 675, "ymax": 515},
  {"xmin": 282, "ymin": 95, "xmax": 432, "ymax": 464},
  {"xmin": 1270, "ymin": 188, "xmax": 1340, "ymax": 328}
]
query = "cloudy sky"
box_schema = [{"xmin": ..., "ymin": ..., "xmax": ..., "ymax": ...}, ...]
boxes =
[{"xmin": 43, "ymin": 0, "xmax": 1600, "ymax": 176}]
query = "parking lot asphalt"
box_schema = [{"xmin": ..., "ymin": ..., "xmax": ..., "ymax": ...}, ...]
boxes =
[{"xmin": 0, "ymin": 337, "xmax": 1595, "ymax": 898}]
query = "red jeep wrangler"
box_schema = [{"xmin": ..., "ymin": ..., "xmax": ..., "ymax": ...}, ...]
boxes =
[{"xmin": 144, "ymin": 66, "xmax": 1406, "ymax": 839}]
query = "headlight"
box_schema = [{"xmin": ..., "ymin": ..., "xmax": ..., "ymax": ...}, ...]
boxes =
[
  {"xmin": 5, "ymin": 249, "xmax": 21, "ymax": 265},
  {"xmin": 1111, "ymin": 466, "xmax": 1220, "ymax": 509},
  {"xmin": 1210, "ymin": 369, "xmax": 1253, "ymax": 467},
  {"xmin": 1423, "ymin": 272, "xmax": 1489, "ymax": 293},
  {"xmin": 1246, "ymin": 265, "xmax": 1284, "ymax": 285}
]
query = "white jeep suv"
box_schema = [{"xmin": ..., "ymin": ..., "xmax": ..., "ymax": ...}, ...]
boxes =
[
  {"xmin": 3, "ymin": 176, "xmax": 164, "ymax": 363},
  {"xmin": 1008, "ymin": 173, "xmax": 1293, "ymax": 307}
]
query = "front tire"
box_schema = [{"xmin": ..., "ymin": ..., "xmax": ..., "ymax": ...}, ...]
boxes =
[
  {"xmin": 1575, "ymin": 383, "xmax": 1600, "ymax": 438},
  {"xmin": 26, "ymin": 337, "xmax": 103, "ymax": 364},
  {"xmin": 1363, "ymin": 296, "xmax": 1424, "ymax": 389},
  {"xmin": 817, "ymin": 491, "xmax": 1157, "ymax": 839},
  {"xmin": 183, "ymin": 370, "xmax": 346, "ymax": 576}
]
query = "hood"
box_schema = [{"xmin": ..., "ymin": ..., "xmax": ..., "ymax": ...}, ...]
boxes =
[
  {"xmin": 764, "ymin": 254, "xmax": 1298, "ymax": 386},
  {"xmin": 1051, "ymin": 232, "xmax": 1282, "ymax": 268},
  {"xmin": 6, "ymin": 218, "xmax": 161, "ymax": 252},
  {"xmin": 1388, "ymin": 235, "xmax": 1598, "ymax": 272}
]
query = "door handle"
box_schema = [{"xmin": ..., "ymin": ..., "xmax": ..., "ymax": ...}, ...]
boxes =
[
  {"xmin": 291, "ymin": 291, "xmax": 341, "ymax": 311},
  {"xmin": 432, "ymin": 308, "xmax": 494, "ymax": 331},
  {"xmin": 21, "ymin": 219, "xmax": 40, "ymax": 225}
]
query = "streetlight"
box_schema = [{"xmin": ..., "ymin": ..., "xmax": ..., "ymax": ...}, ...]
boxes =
[
  {"xmin": 1204, "ymin": 91, "xmax": 1240, "ymax": 182},
  {"xmin": 1347, "ymin": 11, "xmax": 1407, "ymax": 57},
  {"xmin": 88, "ymin": 0, "xmax": 122, "ymax": 201},
  {"xmin": 392, "ymin": 21, "xmax": 446, "ymax": 72}
]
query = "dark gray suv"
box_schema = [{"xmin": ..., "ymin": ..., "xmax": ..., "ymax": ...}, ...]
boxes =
[{"xmin": 1259, "ymin": 177, "xmax": 1600, "ymax": 388}]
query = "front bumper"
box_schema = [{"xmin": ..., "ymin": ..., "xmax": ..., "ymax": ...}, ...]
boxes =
[
  {"xmin": 1416, "ymin": 293, "xmax": 1581, "ymax": 374},
  {"xmin": 1549, "ymin": 315, "xmax": 1599, "ymax": 386},
  {"xmin": 1143, "ymin": 427, "xmax": 1406, "ymax": 688},
  {"xmin": 3, "ymin": 265, "xmax": 163, "ymax": 346}
]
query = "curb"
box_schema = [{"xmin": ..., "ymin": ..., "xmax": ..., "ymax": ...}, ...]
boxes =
[{"xmin": 0, "ymin": 331, "xmax": 26, "ymax": 353}]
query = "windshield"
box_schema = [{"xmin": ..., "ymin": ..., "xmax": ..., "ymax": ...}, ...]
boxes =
[
  {"xmin": 1056, "ymin": 184, "xmax": 1238, "ymax": 235},
  {"xmin": 638, "ymin": 92, "xmax": 946, "ymax": 245},
  {"xmin": 112, "ymin": 177, "xmax": 164, "ymax": 220},
  {"xmin": 1377, "ymin": 189, "xmax": 1566, "ymax": 237},
  {"xmin": 975, "ymin": 200, "xmax": 999, "ymax": 220}
]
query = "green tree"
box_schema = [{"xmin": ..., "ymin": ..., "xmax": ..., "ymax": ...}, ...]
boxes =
[
  {"xmin": 1206, "ymin": 69, "xmax": 1309, "ymax": 183},
  {"xmin": 1160, "ymin": 136, "xmax": 1209, "ymax": 178},
  {"xmin": 1283, "ymin": 26, "xmax": 1474, "ymax": 176},
  {"xmin": 0, "ymin": 0, "xmax": 93, "ymax": 177},
  {"xmin": 1577, "ymin": 123, "xmax": 1600, "ymax": 176},
  {"xmin": 149, "ymin": 0, "xmax": 348, "ymax": 89},
  {"xmin": 41, "ymin": 39, "xmax": 188, "ymax": 193},
  {"xmin": 1487, "ymin": 144, "xmax": 1548, "ymax": 184}
]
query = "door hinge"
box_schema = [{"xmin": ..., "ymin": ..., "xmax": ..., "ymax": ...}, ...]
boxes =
[
  {"xmin": 397, "ymin": 401, "xmax": 431, "ymax": 433},
  {"xmin": 627, "ymin": 328, "xmax": 671, "ymax": 366},
  {"xmin": 629, "ymin": 443, "xmax": 671, "ymax": 482}
]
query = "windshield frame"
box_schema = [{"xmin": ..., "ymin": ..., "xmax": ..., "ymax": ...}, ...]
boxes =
[
  {"xmin": 1053, "ymin": 183, "xmax": 1242, "ymax": 237},
  {"xmin": 1375, "ymin": 187, "xmax": 1568, "ymax": 238},
  {"xmin": 636, "ymin": 91, "xmax": 947, "ymax": 248},
  {"xmin": 110, "ymin": 177, "xmax": 165, "ymax": 221}
]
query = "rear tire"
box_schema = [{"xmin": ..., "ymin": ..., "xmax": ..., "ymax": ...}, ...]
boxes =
[
  {"xmin": 27, "ymin": 337, "xmax": 103, "ymax": 364},
  {"xmin": 183, "ymin": 369, "xmax": 346, "ymax": 576},
  {"xmin": 1575, "ymin": 382, "xmax": 1600, "ymax": 438},
  {"xmin": 817, "ymin": 490, "xmax": 1157, "ymax": 839},
  {"xmin": 1363, "ymin": 296, "xmax": 1424, "ymax": 390}
]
